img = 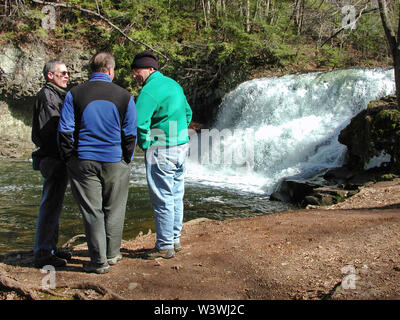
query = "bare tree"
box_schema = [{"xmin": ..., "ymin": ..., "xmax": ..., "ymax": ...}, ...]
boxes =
[
  {"xmin": 377, "ymin": 0, "xmax": 400, "ymax": 108},
  {"xmin": 246, "ymin": 0, "xmax": 251, "ymax": 32},
  {"xmin": 293, "ymin": 0, "xmax": 304, "ymax": 35},
  {"xmin": 201, "ymin": 0, "xmax": 210, "ymax": 28}
]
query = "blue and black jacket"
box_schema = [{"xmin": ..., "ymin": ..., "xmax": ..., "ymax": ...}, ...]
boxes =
[{"xmin": 58, "ymin": 73, "xmax": 137, "ymax": 163}]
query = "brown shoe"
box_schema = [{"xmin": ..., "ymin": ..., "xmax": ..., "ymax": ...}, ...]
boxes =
[
  {"xmin": 174, "ymin": 242, "xmax": 182, "ymax": 252},
  {"xmin": 83, "ymin": 262, "xmax": 110, "ymax": 274},
  {"xmin": 144, "ymin": 248, "xmax": 175, "ymax": 260}
]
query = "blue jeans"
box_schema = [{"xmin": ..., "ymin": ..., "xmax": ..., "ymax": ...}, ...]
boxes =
[
  {"xmin": 34, "ymin": 157, "xmax": 68, "ymax": 255},
  {"xmin": 145, "ymin": 143, "xmax": 189, "ymax": 250}
]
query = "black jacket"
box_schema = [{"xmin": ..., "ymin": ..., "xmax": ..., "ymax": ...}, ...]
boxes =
[{"xmin": 32, "ymin": 83, "xmax": 66, "ymax": 159}]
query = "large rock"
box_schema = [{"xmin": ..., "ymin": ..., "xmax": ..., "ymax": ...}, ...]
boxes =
[
  {"xmin": 338, "ymin": 95, "xmax": 400, "ymax": 170},
  {"xmin": 271, "ymin": 95, "xmax": 400, "ymax": 207},
  {"xmin": 270, "ymin": 173, "xmax": 357, "ymax": 207},
  {"xmin": 0, "ymin": 42, "xmax": 92, "ymax": 100},
  {"xmin": 270, "ymin": 166, "xmax": 394, "ymax": 207},
  {"xmin": 273, "ymin": 179, "xmax": 324, "ymax": 204},
  {"xmin": 0, "ymin": 41, "xmax": 94, "ymax": 158},
  {"xmin": 0, "ymin": 100, "xmax": 33, "ymax": 159}
]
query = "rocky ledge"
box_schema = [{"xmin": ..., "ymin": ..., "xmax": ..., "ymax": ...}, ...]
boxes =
[{"xmin": 270, "ymin": 95, "xmax": 400, "ymax": 207}]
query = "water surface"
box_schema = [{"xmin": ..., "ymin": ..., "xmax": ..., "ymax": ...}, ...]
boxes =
[{"xmin": 0, "ymin": 157, "xmax": 293, "ymax": 253}]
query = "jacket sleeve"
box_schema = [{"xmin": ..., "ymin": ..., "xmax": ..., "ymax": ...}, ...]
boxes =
[
  {"xmin": 31, "ymin": 88, "xmax": 61, "ymax": 148},
  {"xmin": 121, "ymin": 96, "xmax": 137, "ymax": 163},
  {"xmin": 31, "ymin": 95, "xmax": 43, "ymax": 148},
  {"xmin": 185, "ymin": 98, "xmax": 192, "ymax": 127},
  {"xmin": 57, "ymin": 91, "xmax": 75, "ymax": 162},
  {"xmin": 136, "ymin": 91, "xmax": 158, "ymax": 150}
]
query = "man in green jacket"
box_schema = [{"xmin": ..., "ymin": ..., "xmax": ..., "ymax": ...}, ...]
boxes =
[{"xmin": 131, "ymin": 50, "xmax": 192, "ymax": 259}]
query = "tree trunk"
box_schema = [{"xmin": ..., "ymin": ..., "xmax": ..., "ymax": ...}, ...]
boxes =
[
  {"xmin": 377, "ymin": 0, "xmax": 400, "ymax": 109},
  {"xmin": 253, "ymin": 0, "xmax": 261, "ymax": 21},
  {"xmin": 266, "ymin": 0, "xmax": 270, "ymax": 18},
  {"xmin": 270, "ymin": 0, "xmax": 275, "ymax": 24},
  {"xmin": 201, "ymin": 0, "xmax": 209, "ymax": 28},
  {"xmin": 246, "ymin": 0, "xmax": 250, "ymax": 32},
  {"xmin": 296, "ymin": 0, "xmax": 304, "ymax": 35},
  {"xmin": 394, "ymin": 53, "xmax": 400, "ymax": 110},
  {"xmin": 206, "ymin": 0, "xmax": 210, "ymax": 23}
]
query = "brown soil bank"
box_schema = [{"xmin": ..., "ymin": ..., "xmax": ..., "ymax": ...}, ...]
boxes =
[{"xmin": 1, "ymin": 179, "xmax": 400, "ymax": 302}]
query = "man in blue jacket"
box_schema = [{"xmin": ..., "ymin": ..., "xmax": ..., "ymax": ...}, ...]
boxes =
[{"xmin": 58, "ymin": 52, "xmax": 137, "ymax": 274}]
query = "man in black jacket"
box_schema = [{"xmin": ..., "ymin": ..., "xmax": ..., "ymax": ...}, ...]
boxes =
[{"xmin": 31, "ymin": 59, "xmax": 71, "ymax": 268}]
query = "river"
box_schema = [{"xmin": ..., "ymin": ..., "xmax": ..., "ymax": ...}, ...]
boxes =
[
  {"xmin": 0, "ymin": 67, "xmax": 395, "ymax": 254},
  {"xmin": 0, "ymin": 157, "xmax": 293, "ymax": 253}
]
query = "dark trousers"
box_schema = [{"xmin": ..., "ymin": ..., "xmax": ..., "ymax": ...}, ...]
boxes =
[
  {"xmin": 34, "ymin": 157, "xmax": 68, "ymax": 255},
  {"xmin": 67, "ymin": 157, "xmax": 130, "ymax": 264}
]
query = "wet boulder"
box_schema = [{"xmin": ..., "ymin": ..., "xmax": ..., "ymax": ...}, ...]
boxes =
[{"xmin": 338, "ymin": 95, "xmax": 400, "ymax": 171}]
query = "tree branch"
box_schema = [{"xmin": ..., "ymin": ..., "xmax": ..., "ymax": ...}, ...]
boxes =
[
  {"xmin": 376, "ymin": 0, "xmax": 400, "ymax": 109},
  {"xmin": 320, "ymin": 5, "xmax": 378, "ymax": 47},
  {"xmin": 398, "ymin": 3, "xmax": 400, "ymax": 43},
  {"xmin": 31, "ymin": 0, "xmax": 169, "ymax": 65},
  {"xmin": 378, "ymin": 0, "xmax": 397, "ymax": 51}
]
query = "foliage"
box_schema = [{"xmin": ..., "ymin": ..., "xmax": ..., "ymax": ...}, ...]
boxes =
[
  {"xmin": 316, "ymin": 46, "xmax": 346, "ymax": 68},
  {"xmin": 0, "ymin": 0, "xmax": 395, "ymax": 122}
]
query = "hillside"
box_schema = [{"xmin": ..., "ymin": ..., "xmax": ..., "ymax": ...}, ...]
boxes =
[{"xmin": 0, "ymin": 1, "xmax": 394, "ymax": 125}]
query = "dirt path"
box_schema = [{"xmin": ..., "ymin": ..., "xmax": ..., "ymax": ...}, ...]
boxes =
[{"xmin": 1, "ymin": 179, "xmax": 400, "ymax": 302}]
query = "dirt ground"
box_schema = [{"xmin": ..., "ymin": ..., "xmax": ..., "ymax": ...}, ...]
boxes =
[{"xmin": 1, "ymin": 179, "xmax": 400, "ymax": 303}]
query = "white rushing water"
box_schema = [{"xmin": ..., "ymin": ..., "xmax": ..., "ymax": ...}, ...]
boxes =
[{"xmin": 186, "ymin": 67, "xmax": 395, "ymax": 194}]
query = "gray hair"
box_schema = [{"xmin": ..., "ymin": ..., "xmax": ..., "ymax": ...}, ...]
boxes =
[
  {"xmin": 43, "ymin": 59, "xmax": 66, "ymax": 81},
  {"xmin": 89, "ymin": 52, "xmax": 115, "ymax": 73}
]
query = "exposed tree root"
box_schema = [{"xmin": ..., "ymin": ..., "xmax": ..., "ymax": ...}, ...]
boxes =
[
  {"xmin": 0, "ymin": 272, "xmax": 125, "ymax": 300},
  {"xmin": 61, "ymin": 234, "xmax": 86, "ymax": 249},
  {"xmin": 0, "ymin": 234, "xmax": 124, "ymax": 300},
  {"xmin": 60, "ymin": 282, "xmax": 125, "ymax": 300},
  {"xmin": 0, "ymin": 273, "xmax": 39, "ymax": 300}
]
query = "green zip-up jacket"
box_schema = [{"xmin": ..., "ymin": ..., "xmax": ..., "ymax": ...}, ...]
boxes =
[{"xmin": 136, "ymin": 71, "xmax": 192, "ymax": 150}]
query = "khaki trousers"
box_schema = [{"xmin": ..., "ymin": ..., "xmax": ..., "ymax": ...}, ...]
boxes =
[{"xmin": 67, "ymin": 157, "xmax": 130, "ymax": 264}]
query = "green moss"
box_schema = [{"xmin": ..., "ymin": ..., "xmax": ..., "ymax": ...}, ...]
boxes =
[
  {"xmin": 339, "ymin": 95, "xmax": 400, "ymax": 170},
  {"xmin": 0, "ymin": 32, "xmax": 15, "ymax": 41},
  {"xmin": 372, "ymin": 109, "xmax": 400, "ymax": 159},
  {"xmin": 38, "ymin": 289, "xmax": 75, "ymax": 300},
  {"xmin": 380, "ymin": 173, "xmax": 399, "ymax": 181},
  {"xmin": 334, "ymin": 194, "xmax": 346, "ymax": 203}
]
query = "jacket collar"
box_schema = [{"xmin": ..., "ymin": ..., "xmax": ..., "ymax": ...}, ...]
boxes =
[
  {"xmin": 46, "ymin": 82, "xmax": 67, "ymax": 96},
  {"xmin": 144, "ymin": 71, "xmax": 162, "ymax": 85},
  {"xmin": 89, "ymin": 72, "xmax": 112, "ymax": 82}
]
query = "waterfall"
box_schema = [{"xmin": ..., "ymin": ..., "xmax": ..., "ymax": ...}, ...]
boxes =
[{"xmin": 186, "ymin": 68, "xmax": 395, "ymax": 195}]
